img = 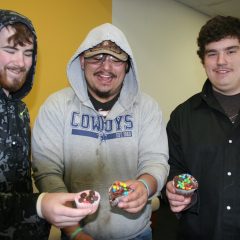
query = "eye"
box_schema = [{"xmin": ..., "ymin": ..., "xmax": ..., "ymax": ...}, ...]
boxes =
[
  {"xmin": 4, "ymin": 47, "xmax": 16, "ymax": 54},
  {"xmin": 92, "ymin": 54, "xmax": 104, "ymax": 61},
  {"xmin": 110, "ymin": 56, "xmax": 122, "ymax": 63},
  {"xmin": 226, "ymin": 49, "xmax": 237, "ymax": 54},
  {"xmin": 206, "ymin": 51, "xmax": 217, "ymax": 57},
  {"xmin": 24, "ymin": 51, "xmax": 33, "ymax": 57}
]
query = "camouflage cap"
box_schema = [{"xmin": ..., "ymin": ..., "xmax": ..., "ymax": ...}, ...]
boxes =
[{"xmin": 84, "ymin": 40, "xmax": 128, "ymax": 61}]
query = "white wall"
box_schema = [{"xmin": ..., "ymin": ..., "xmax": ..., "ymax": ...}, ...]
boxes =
[{"xmin": 112, "ymin": 0, "xmax": 209, "ymax": 123}]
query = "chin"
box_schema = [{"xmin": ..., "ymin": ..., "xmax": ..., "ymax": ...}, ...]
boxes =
[{"xmin": 96, "ymin": 91, "xmax": 111, "ymax": 98}]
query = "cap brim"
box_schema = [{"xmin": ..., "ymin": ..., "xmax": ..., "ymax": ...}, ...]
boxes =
[{"xmin": 84, "ymin": 49, "xmax": 128, "ymax": 61}]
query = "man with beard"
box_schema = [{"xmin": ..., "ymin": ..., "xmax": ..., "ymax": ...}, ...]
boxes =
[
  {"xmin": 0, "ymin": 9, "xmax": 95, "ymax": 240},
  {"xmin": 32, "ymin": 23, "xmax": 169, "ymax": 240}
]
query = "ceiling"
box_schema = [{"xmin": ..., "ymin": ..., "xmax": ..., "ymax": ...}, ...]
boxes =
[{"xmin": 175, "ymin": 0, "xmax": 240, "ymax": 19}]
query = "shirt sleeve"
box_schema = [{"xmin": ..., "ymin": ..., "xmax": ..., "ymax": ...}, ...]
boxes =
[{"xmin": 0, "ymin": 192, "xmax": 51, "ymax": 238}]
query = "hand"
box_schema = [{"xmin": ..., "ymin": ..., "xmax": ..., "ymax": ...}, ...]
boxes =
[
  {"xmin": 166, "ymin": 180, "xmax": 192, "ymax": 213},
  {"xmin": 41, "ymin": 192, "xmax": 93, "ymax": 228},
  {"xmin": 117, "ymin": 179, "xmax": 148, "ymax": 213}
]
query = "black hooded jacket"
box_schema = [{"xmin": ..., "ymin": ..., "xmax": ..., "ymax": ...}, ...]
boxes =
[{"xmin": 0, "ymin": 9, "xmax": 50, "ymax": 239}]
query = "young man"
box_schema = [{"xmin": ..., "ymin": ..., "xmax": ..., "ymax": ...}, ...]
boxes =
[
  {"xmin": 0, "ymin": 9, "xmax": 93, "ymax": 239},
  {"xmin": 32, "ymin": 23, "xmax": 169, "ymax": 240},
  {"xmin": 166, "ymin": 16, "xmax": 240, "ymax": 240}
]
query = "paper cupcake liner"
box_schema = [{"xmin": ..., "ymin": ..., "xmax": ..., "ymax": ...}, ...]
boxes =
[
  {"xmin": 173, "ymin": 173, "xmax": 198, "ymax": 196},
  {"xmin": 174, "ymin": 187, "xmax": 196, "ymax": 196},
  {"xmin": 75, "ymin": 190, "xmax": 100, "ymax": 212}
]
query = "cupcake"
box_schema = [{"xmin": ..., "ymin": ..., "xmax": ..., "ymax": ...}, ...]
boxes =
[
  {"xmin": 173, "ymin": 173, "xmax": 198, "ymax": 196},
  {"xmin": 75, "ymin": 190, "xmax": 100, "ymax": 212},
  {"xmin": 109, "ymin": 181, "xmax": 133, "ymax": 207}
]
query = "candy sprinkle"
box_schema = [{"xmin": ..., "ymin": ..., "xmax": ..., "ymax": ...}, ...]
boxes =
[
  {"xmin": 174, "ymin": 174, "xmax": 198, "ymax": 190},
  {"xmin": 110, "ymin": 181, "xmax": 131, "ymax": 197}
]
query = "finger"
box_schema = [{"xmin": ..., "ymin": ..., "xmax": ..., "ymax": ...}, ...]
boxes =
[
  {"xmin": 118, "ymin": 195, "xmax": 146, "ymax": 210},
  {"xmin": 170, "ymin": 205, "xmax": 186, "ymax": 213},
  {"xmin": 123, "ymin": 205, "xmax": 144, "ymax": 213},
  {"xmin": 59, "ymin": 206, "xmax": 93, "ymax": 218}
]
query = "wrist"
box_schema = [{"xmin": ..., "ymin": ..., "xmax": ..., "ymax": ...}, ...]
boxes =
[
  {"xmin": 70, "ymin": 226, "xmax": 83, "ymax": 240},
  {"xmin": 137, "ymin": 178, "xmax": 150, "ymax": 197},
  {"xmin": 36, "ymin": 192, "xmax": 47, "ymax": 218}
]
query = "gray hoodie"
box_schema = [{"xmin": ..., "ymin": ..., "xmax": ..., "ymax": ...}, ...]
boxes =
[{"xmin": 32, "ymin": 23, "xmax": 169, "ymax": 239}]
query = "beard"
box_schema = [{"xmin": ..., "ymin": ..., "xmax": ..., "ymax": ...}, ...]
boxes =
[
  {"xmin": 94, "ymin": 89, "xmax": 112, "ymax": 98},
  {"xmin": 0, "ymin": 66, "xmax": 28, "ymax": 93},
  {"xmin": 89, "ymin": 71, "xmax": 119, "ymax": 99}
]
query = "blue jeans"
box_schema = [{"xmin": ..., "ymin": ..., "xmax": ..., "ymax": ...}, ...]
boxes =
[{"xmin": 129, "ymin": 227, "xmax": 152, "ymax": 240}]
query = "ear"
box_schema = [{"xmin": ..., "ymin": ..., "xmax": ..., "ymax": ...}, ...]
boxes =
[
  {"xmin": 125, "ymin": 62, "xmax": 130, "ymax": 73},
  {"xmin": 79, "ymin": 55, "xmax": 85, "ymax": 70}
]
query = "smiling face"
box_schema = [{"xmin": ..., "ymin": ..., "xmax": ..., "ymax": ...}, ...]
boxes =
[
  {"xmin": 203, "ymin": 37, "xmax": 240, "ymax": 95},
  {"xmin": 0, "ymin": 26, "xmax": 33, "ymax": 94},
  {"xmin": 80, "ymin": 53, "xmax": 128, "ymax": 103}
]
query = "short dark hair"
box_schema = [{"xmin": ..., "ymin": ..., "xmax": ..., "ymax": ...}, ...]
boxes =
[
  {"xmin": 197, "ymin": 15, "xmax": 240, "ymax": 63},
  {"xmin": 6, "ymin": 22, "xmax": 34, "ymax": 47}
]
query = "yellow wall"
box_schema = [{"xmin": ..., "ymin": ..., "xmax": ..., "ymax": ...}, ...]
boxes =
[{"xmin": 1, "ymin": 0, "xmax": 112, "ymax": 126}]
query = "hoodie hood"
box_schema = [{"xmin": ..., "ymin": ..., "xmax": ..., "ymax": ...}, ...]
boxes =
[
  {"xmin": 0, "ymin": 9, "xmax": 37, "ymax": 99},
  {"xmin": 67, "ymin": 23, "xmax": 139, "ymax": 111}
]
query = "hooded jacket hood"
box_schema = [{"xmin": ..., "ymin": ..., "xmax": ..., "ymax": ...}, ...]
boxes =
[
  {"xmin": 67, "ymin": 23, "xmax": 139, "ymax": 111},
  {"xmin": 0, "ymin": 9, "xmax": 37, "ymax": 99}
]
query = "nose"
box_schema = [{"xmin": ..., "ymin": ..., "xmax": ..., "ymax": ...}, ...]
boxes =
[
  {"xmin": 217, "ymin": 52, "xmax": 227, "ymax": 65},
  {"xmin": 13, "ymin": 52, "xmax": 25, "ymax": 67},
  {"xmin": 101, "ymin": 56, "xmax": 112, "ymax": 69}
]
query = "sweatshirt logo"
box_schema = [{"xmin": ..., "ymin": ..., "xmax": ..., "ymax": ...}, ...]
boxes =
[{"xmin": 71, "ymin": 112, "xmax": 133, "ymax": 141}]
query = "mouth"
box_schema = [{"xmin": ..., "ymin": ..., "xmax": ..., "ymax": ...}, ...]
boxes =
[
  {"xmin": 7, "ymin": 67, "xmax": 26, "ymax": 77},
  {"xmin": 94, "ymin": 71, "xmax": 116, "ymax": 83},
  {"xmin": 214, "ymin": 68, "xmax": 231, "ymax": 74}
]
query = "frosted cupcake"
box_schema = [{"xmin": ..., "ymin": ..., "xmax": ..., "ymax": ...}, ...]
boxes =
[
  {"xmin": 109, "ymin": 181, "xmax": 133, "ymax": 207},
  {"xmin": 173, "ymin": 173, "xmax": 198, "ymax": 196},
  {"xmin": 75, "ymin": 190, "xmax": 100, "ymax": 212}
]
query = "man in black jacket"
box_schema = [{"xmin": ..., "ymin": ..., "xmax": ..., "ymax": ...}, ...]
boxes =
[
  {"xmin": 166, "ymin": 15, "xmax": 240, "ymax": 240},
  {"xmin": 0, "ymin": 9, "xmax": 93, "ymax": 240}
]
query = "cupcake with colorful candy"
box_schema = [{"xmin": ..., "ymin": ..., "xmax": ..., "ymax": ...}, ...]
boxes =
[
  {"xmin": 109, "ymin": 181, "xmax": 133, "ymax": 207},
  {"xmin": 173, "ymin": 173, "xmax": 198, "ymax": 196},
  {"xmin": 75, "ymin": 190, "xmax": 100, "ymax": 212}
]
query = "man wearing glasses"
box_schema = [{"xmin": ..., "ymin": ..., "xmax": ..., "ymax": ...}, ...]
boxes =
[{"xmin": 31, "ymin": 23, "xmax": 169, "ymax": 240}]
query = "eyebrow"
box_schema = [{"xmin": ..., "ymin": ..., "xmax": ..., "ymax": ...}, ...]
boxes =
[
  {"xmin": 205, "ymin": 45, "xmax": 240, "ymax": 53},
  {"xmin": 2, "ymin": 45, "xmax": 18, "ymax": 50}
]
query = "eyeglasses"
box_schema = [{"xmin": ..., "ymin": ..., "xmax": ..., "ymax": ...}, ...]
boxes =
[{"xmin": 84, "ymin": 54, "xmax": 127, "ymax": 66}]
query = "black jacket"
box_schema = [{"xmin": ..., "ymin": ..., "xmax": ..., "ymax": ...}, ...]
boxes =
[
  {"xmin": 0, "ymin": 10, "xmax": 50, "ymax": 239},
  {"xmin": 167, "ymin": 80, "xmax": 240, "ymax": 240}
]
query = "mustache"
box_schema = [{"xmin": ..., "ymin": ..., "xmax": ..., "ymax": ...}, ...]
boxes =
[
  {"xmin": 5, "ymin": 66, "xmax": 27, "ymax": 72},
  {"xmin": 94, "ymin": 71, "xmax": 117, "ymax": 78}
]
